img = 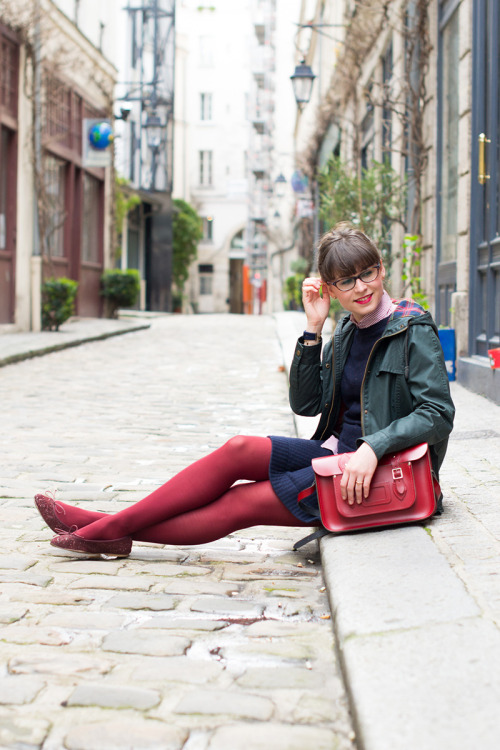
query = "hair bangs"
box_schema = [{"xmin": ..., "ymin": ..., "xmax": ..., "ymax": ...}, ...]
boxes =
[{"xmin": 318, "ymin": 225, "xmax": 381, "ymax": 282}]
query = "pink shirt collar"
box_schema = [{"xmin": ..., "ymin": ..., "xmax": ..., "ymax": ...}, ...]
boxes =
[{"xmin": 349, "ymin": 290, "xmax": 397, "ymax": 329}]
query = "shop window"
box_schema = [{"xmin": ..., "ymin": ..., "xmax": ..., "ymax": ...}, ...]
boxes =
[
  {"xmin": 43, "ymin": 155, "xmax": 67, "ymax": 257},
  {"xmin": 81, "ymin": 174, "xmax": 101, "ymax": 263}
]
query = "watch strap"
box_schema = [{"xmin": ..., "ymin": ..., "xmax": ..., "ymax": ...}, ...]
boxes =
[{"xmin": 303, "ymin": 330, "xmax": 321, "ymax": 342}]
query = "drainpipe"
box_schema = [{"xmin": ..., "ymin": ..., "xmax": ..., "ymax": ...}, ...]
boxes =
[{"xmin": 31, "ymin": 0, "xmax": 43, "ymax": 331}]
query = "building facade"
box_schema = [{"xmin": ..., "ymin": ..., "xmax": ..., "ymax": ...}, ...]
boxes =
[
  {"xmin": 173, "ymin": 0, "xmax": 252, "ymax": 314},
  {"xmin": 114, "ymin": 0, "xmax": 176, "ymax": 313},
  {"xmin": 0, "ymin": 0, "xmax": 117, "ymax": 330},
  {"xmin": 292, "ymin": 0, "xmax": 499, "ymax": 403},
  {"xmin": 172, "ymin": 0, "xmax": 300, "ymax": 315}
]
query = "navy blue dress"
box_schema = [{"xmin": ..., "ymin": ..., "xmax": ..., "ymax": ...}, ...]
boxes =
[
  {"xmin": 272, "ymin": 317, "xmax": 389, "ymax": 524},
  {"xmin": 268, "ymin": 437, "xmax": 332, "ymax": 523}
]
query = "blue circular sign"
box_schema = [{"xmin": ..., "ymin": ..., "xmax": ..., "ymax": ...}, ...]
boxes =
[{"xmin": 88, "ymin": 121, "xmax": 114, "ymax": 150}]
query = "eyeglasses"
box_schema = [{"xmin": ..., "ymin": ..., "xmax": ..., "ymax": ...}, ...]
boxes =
[{"xmin": 325, "ymin": 263, "xmax": 381, "ymax": 292}]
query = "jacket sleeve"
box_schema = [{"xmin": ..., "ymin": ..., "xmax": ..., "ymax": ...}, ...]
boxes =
[
  {"xmin": 289, "ymin": 337, "xmax": 326, "ymax": 416},
  {"xmin": 360, "ymin": 323, "xmax": 455, "ymax": 459}
]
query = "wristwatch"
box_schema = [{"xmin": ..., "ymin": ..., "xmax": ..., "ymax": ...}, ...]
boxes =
[{"xmin": 303, "ymin": 330, "xmax": 322, "ymax": 343}]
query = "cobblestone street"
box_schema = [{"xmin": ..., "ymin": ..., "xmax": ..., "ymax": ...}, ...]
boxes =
[{"xmin": 0, "ymin": 315, "xmax": 356, "ymax": 750}]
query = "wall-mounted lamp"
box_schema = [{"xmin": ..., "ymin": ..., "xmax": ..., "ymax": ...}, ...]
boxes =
[
  {"xmin": 144, "ymin": 112, "xmax": 164, "ymax": 150},
  {"xmin": 274, "ymin": 172, "xmax": 287, "ymax": 198},
  {"xmin": 290, "ymin": 60, "xmax": 316, "ymax": 107}
]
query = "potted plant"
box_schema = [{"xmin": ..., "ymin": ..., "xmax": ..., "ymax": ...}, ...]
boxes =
[
  {"xmin": 41, "ymin": 277, "xmax": 79, "ymax": 331},
  {"xmin": 100, "ymin": 269, "xmax": 141, "ymax": 318}
]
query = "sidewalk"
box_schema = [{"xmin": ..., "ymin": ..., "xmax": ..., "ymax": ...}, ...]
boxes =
[
  {"xmin": 0, "ymin": 315, "xmax": 152, "ymax": 368},
  {"xmin": 275, "ymin": 311, "xmax": 500, "ymax": 750}
]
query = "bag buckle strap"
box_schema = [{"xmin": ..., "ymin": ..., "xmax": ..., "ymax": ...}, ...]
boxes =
[{"xmin": 391, "ymin": 464, "xmax": 406, "ymax": 499}]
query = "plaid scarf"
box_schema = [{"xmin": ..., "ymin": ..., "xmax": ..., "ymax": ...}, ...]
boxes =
[{"xmin": 350, "ymin": 291, "xmax": 397, "ymax": 329}]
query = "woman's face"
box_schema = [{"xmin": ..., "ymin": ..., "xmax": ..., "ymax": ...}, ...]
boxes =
[{"xmin": 323, "ymin": 261, "xmax": 386, "ymax": 323}]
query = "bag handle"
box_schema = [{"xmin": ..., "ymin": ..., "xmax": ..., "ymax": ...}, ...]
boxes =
[{"xmin": 293, "ymin": 528, "xmax": 330, "ymax": 550}]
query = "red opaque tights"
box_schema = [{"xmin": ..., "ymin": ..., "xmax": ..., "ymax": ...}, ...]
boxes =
[{"xmin": 70, "ymin": 436, "xmax": 309, "ymax": 544}]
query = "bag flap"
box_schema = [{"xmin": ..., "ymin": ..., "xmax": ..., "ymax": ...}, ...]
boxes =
[
  {"xmin": 312, "ymin": 444, "xmax": 428, "ymax": 478},
  {"xmin": 379, "ymin": 442, "xmax": 428, "ymax": 466},
  {"xmin": 312, "ymin": 452, "xmax": 355, "ymax": 478}
]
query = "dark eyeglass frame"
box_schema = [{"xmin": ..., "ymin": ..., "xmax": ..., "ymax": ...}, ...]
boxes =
[{"xmin": 325, "ymin": 263, "xmax": 381, "ymax": 292}]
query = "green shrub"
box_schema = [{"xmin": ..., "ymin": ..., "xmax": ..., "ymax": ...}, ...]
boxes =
[
  {"xmin": 41, "ymin": 277, "xmax": 79, "ymax": 331},
  {"xmin": 100, "ymin": 269, "xmax": 141, "ymax": 317}
]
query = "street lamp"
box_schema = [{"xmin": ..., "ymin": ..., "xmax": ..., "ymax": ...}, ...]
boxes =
[{"xmin": 290, "ymin": 60, "xmax": 316, "ymax": 107}]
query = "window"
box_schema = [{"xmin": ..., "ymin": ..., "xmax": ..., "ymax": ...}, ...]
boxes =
[
  {"xmin": 43, "ymin": 155, "xmax": 67, "ymax": 257},
  {"xmin": 361, "ymin": 85, "xmax": 374, "ymax": 170},
  {"xmin": 199, "ymin": 36, "xmax": 214, "ymax": 67},
  {"xmin": 0, "ymin": 127, "xmax": 8, "ymax": 251},
  {"xmin": 202, "ymin": 216, "xmax": 214, "ymax": 241},
  {"xmin": 44, "ymin": 77, "xmax": 72, "ymax": 149},
  {"xmin": 81, "ymin": 174, "xmax": 101, "ymax": 263},
  {"xmin": 199, "ymin": 150, "xmax": 213, "ymax": 186},
  {"xmin": 439, "ymin": 7, "xmax": 459, "ymax": 263},
  {"xmin": 129, "ymin": 121, "xmax": 136, "ymax": 182},
  {"xmin": 0, "ymin": 32, "xmax": 19, "ymax": 117},
  {"xmin": 200, "ymin": 93, "xmax": 213, "ymax": 121},
  {"xmin": 130, "ymin": 11, "xmax": 139, "ymax": 68},
  {"xmin": 382, "ymin": 42, "xmax": 393, "ymax": 156},
  {"xmin": 199, "ymin": 263, "xmax": 213, "ymax": 295}
]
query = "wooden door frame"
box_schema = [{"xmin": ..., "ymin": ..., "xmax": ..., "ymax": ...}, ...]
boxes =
[{"xmin": 435, "ymin": 0, "xmax": 461, "ymax": 327}]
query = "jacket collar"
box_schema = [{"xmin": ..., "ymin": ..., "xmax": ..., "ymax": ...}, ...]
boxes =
[{"xmin": 337, "ymin": 298, "xmax": 430, "ymax": 339}]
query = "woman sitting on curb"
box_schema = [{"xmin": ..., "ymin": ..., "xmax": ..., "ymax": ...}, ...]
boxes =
[{"xmin": 35, "ymin": 223, "xmax": 455, "ymax": 558}]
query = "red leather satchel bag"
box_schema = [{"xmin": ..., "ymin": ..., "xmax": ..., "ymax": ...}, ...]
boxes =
[{"xmin": 311, "ymin": 442, "xmax": 439, "ymax": 533}]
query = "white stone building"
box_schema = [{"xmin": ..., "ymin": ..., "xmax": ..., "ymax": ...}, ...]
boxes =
[{"xmin": 173, "ymin": 0, "xmax": 301, "ymax": 315}]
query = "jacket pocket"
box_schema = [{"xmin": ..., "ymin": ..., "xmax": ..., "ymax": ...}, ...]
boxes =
[{"xmin": 375, "ymin": 364, "xmax": 412, "ymax": 416}]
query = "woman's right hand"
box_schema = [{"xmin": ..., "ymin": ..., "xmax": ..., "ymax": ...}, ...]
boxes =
[{"xmin": 302, "ymin": 277, "xmax": 331, "ymax": 329}]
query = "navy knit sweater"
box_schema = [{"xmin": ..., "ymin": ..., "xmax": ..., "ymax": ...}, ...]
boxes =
[{"xmin": 337, "ymin": 316, "xmax": 389, "ymax": 454}]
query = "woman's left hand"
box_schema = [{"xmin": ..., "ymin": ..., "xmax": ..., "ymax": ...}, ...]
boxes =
[{"xmin": 340, "ymin": 442, "xmax": 378, "ymax": 505}]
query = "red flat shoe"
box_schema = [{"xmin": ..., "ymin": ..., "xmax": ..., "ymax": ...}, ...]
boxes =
[
  {"xmin": 50, "ymin": 532, "xmax": 132, "ymax": 558},
  {"xmin": 34, "ymin": 494, "xmax": 76, "ymax": 535}
]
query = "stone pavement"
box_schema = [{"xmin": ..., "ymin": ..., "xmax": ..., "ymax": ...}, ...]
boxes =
[
  {"xmin": 1, "ymin": 312, "xmax": 499, "ymax": 750},
  {"xmin": 0, "ymin": 315, "xmax": 152, "ymax": 368},
  {"xmin": 0, "ymin": 314, "xmax": 355, "ymax": 750}
]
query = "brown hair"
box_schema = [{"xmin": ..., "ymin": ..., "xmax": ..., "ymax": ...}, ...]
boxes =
[{"xmin": 317, "ymin": 222, "xmax": 381, "ymax": 282}]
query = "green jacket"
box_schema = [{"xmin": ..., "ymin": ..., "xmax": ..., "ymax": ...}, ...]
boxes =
[{"xmin": 289, "ymin": 302, "xmax": 455, "ymax": 478}]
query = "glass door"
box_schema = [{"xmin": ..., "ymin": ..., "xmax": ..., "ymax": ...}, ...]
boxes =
[{"xmin": 470, "ymin": 0, "xmax": 500, "ymax": 355}]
